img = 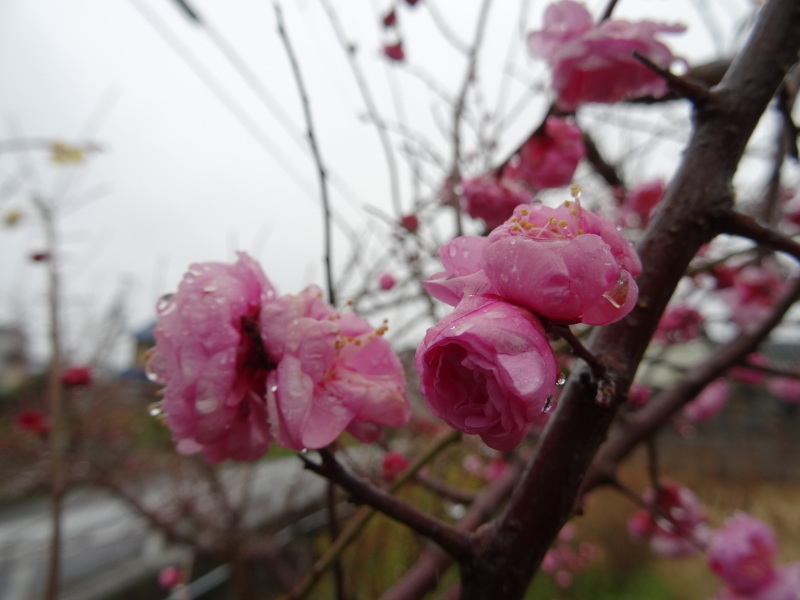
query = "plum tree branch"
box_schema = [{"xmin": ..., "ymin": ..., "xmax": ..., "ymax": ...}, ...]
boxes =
[{"xmin": 457, "ymin": 1, "xmax": 800, "ymax": 598}]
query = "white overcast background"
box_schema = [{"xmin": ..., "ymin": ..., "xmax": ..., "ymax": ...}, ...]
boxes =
[{"xmin": 0, "ymin": 0, "xmax": 757, "ymax": 368}]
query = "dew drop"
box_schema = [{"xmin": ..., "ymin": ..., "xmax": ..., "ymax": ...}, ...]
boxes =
[
  {"xmin": 148, "ymin": 402, "xmax": 163, "ymax": 417},
  {"xmin": 556, "ymin": 373, "xmax": 567, "ymax": 386},
  {"xmin": 156, "ymin": 294, "xmax": 175, "ymax": 314},
  {"xmin": 448, "ymin": 246, "xmax": 458, "ymax": 258},
  {"xmin": 203, "ymin": 284, "xmax": 217, "ymax": 293},
  {"xmin": 300, "ymin": 448, "xmax": 309, "ymax": 455},
  {"xmin": 542, "ymin": 396, "xmax": 555, "ymax": 414}
]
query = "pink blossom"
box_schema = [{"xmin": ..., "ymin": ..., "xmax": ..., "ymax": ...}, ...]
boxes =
[
  {"xmin": 415, "ymin": 294, "xmax": 558, "ymax": 451},
  {"xmin": 682, "ymin": 379, "xmax": 730, "ymax": 423},
  {"xmin": 383, "ymin": 42, "xmax": 405, "ymax": 61},
  {"xmin": 719, "ymin": 265, "xmax": 785, "ymax": 330},
  {"xmin": 147, "ymin": 253, "xmax": 278, "ymax": 463},
  {"xmin": 158, "ymin": 566, "xmax": 184, "ymax": 589},
  {"xmin": 654, "ymin": 304, "xmax": 703, "ymax": 344},
  {"xmin": 461, "ymin": 176, "xmax": 534, "ymax": 230},
  {"xmin": 628, "ymin": 480, "xmax": 709, "ymax": 558},
  {"xmin": 622, "ymin": 180, "xmax": 666, "ymax": 228},
  {"xmin": 400, "ymin": 214, "xmax": 419, "ymax": 233},
  {"xmin": 17, "ymin": 410, "xmax": 49, "ymax": 436},
  {"xmin": 261, "ymin": 285, "xmax": 409, "ymax": 450},
  {"xmin": 708, "ymin": 513, "xmax": 779, "ymax": 595},
  {"xmin": 482, "ymin": 200, "xmax": 641, "ymax": 325},
  {"xmin": 61, "ymin": 366, "xmax": 93, "ymax": 387},
  {"xmin": 528, "ymin": 0, "xmax": 685, "ymax": 111},
  {"xmin": 381, "ymin": 450, "xmax": 409, "ymax": 482},
  {"xmin": 730, "ymin": 353, "xmax": 769, "ymax": 385},
  {"xmin": 767, "ymin": 371, "xmax": 800, "ymax": 403},
  {"xmin": 422, "ymin": 235, "xmax": 495, "ymax": 307},
  {"xmin": 713, "ymin": 563, "xmax": 800, "ymax": 600},
  {"xmin": 504, "ymin": 117, "xmax": 585, "ymax": 190},
  {"xmin": 379, "ymin": 272, "xmax": 397, "ymax": 290},
  {"xmin": 382, "ymin": 9, "xmax": 397, "ymax": 28},
  {"xmin": 628, "ymin": 383, "xmax": 651, "ymax": 407},
  {"xmin": 542, "ymin": 523, "xmax": 598, "ymax": 588}
]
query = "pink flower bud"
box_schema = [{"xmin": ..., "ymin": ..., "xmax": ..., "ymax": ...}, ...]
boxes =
[
  {"xmin": 379, "ymin": 272, "xmax": 397, "ymax": 290},
  {"xmin": 17, "ymin": 410, "xmax": 50, "ymax": 436},
  {"xmin": 461, "ymin": 176, "xmax": 534, "ymax": 230},
  {"xmin": 61, "ymin": 366, "xmax": 93, "ymax": 387},
  {"xmin": 767, "ymin": 371, "xmax": 800, "ymax": 403},
  {"xmin": 400, "ymin": 214, "xmax": 419, "ymax": 233},
  {"xmin": 381, "ymin": 451, "xmax": 409, "ymax": 482},
  {"xmin": 654, "ymin": 304, "xmax": 703, "ymax": 344},
  {"xmin": 383, "ymin": 42, "xmax": 405, "ymax": 62},
  {"xmin": 415, "ymin": 294, "xmax": 558, "ymax": 451},
  {"xmin": 158, "ymin": 566, "xmax": 184, "ymax": 589},
  {"xmin": 621, "ymin": 180, "xmax": 666, "ymax": 228},
  {"xmin": 504, "ymin": 117, "xmax": 585, "ymax": 190}
]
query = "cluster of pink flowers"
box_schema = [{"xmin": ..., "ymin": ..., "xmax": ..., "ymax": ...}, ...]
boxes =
[
  {"xmin": 718, "ymin": 264, "xmax": 786, "ymax": 330},
  {"xmin": 528, "ymin": 0, "xmax": 685, "ymax": 111},
  {"xmin": 708, "ymin": 513, "xmax": 800, "ymax": 599},
  {"xmin": 541, "ymin": 523, "xmax": 599, "ymax": 588},
  {"xmin": 628, "ymin": 480, "xmax": 711, "ymax": 558},
  {"xmin": 654, "ymin": 303, "xmax": 704, "ymax": 344},
  {"xmin": 416, "ymin": 197, "xmax": 641, "ymax": 449},
  {"xmin": 147, "ymin": 253, "xmax": 410, "ymax": 463}
]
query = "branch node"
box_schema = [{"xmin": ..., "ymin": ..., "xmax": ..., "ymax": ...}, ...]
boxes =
[{"xmin": 632, "ymin": 51, "xmax": 713, "ymax": 106}]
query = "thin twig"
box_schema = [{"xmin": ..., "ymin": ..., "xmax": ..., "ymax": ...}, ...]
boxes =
[
  {"xmin": 725, "ymin": 211, "xmax": 800, "ymax": 263},
  {"xmin": 274, "ymin": 1, "xmax": 336, "ymax": 307}
]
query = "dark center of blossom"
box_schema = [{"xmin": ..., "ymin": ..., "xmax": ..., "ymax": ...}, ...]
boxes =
[{"xmin": 239, "ymin": 312, "xmax": 277, "ymax": 374}]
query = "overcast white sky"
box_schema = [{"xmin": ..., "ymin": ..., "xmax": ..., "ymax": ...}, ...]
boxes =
[{"xmin": 0, "ymin": 0, "xmax": 757, "ymax": 368}]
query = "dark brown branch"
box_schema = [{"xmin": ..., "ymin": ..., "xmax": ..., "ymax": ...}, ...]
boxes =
[
  {"xmin": 415, "ymin": 471, "xmax": 476, "ymax": 505},
  {"xmin": 582, "ymin": 131, "xmax": 624, "ymax": 188},
  {"xmin": 301, "ymin": 449, "xmax": 473, "ymax": 561},
  {"xmin": 725, "ymin": 211, "xmax": 800, "ymax": 263},
  {"xmin": 632, "ymin": 51, "xmax": 713, "ymax": 106},
  {"xmin": 551, "ymin": 324, "xmax": 607, "ymax": 380},
  {"xmin": 379, "ymin": 462, "xmax": 520, "ymax": 600}
]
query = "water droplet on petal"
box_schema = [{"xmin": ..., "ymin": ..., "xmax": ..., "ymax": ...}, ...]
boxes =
[
  {"xmin": 300, "ymin": 448, "xmax": 309, "ymax": 455},
  {"xmin": 147, "ymin": 402, "xmax": 163, "ymax": 417},
  {"xmin": 556, "ymin": 373, "xmax": 567, "ymax": 386},
  {"xmin": 156, "ymin": 294, "xmax": 175, "ymax": 314},
  {"xmin": 542, "ymin": 396, "xmax": 555, "ymax": 413},
  {"xmin": 203, "ymin": 284, "xmax": 217, "ymax": 293}
]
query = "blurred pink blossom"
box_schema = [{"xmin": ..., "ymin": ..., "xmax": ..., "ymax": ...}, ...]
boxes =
[
  {"xmin": 708, "ymin": 513, "xmax": 779, "ymax": 596},
  {"xmin": 504, "ymin": 117, "xmax": 585, "ymax": 190},
  {"xmin": 400, "ymin": 213, "xmax": 419, "ymax": 233},
  {"xmin": 482, "ymin": 200, "xmax": 641, "ymax": 325},
  {"xmin": 729, "ymin": 353, "xmax": 769, "ymax": 385},
  {"xmin": 158, "ymin": 566, "xmax": 184, "ymax": 589},
  {"xmin": 628, "ymin": 480, "xmax": 709, "ymax": 558},
  {"xmin": 628, "ymin": 383, "xmax": 651, "ymax": 407},
  {"xmin": 719, "ymin": 265, "xmax": 785, "ymax": 330},
  {"xmin": 261, "ymin": 285, "xmax": 410, "ymax": 450},
  {"xmin": 61, "ymin": 365, "xmax": 93, "ymax": 387},
  {"xmin": 682, "ymin": 379, "xmax": 730, "ymax": 423},
  {"xmin": 622, "ymin": 180, "xmax": 666, "ymax": 227},
  {"xmin": 542, "ymin": 523, "xmax": 599, "ymax": 588},
  {"xmin": 528, "ymin": 0, "xmax": 685, "ymax": 111},
  {"xmin": 147, "ymin": 253, "xmax": 277, "ymax": 463},
  {"xmin": 383, "ymin": 41, "xmax": 405, "ymax": 61},
  {"xmin": 415, "ymin": 294, "xmax": 558, "ymax": 451},
  {"xmin": 461, "ymin": 176, "xmax": 534, "ymax": 230},
  {"xmin": 17, "ymin": 410, "xmax": 50, "ymax": 436},
  {"xmin": 379, "ymin": 272, "xmax": 397, "ymax": 290},
  {"xmin": 381, "ymin": 451, "xmax": 409, "ymax": 482},
  {"xmin": 654, "ymin": 304, "xmax": 703, "ymax": 344},
  {"xmin": 767, "ymin": 371, "xmax": 800, "ymax": 403}
]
